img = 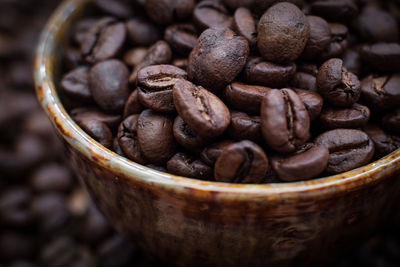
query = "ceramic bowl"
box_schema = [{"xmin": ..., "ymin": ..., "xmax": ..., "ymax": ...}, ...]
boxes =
[{"xmin": 34, "ymin": 0, "xmax": 400, "ymax": 266}]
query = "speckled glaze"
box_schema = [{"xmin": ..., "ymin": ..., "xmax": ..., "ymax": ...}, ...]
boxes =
[{"xmin": 34, "ymin": 0, "xmax": 400, "ymax": 266}]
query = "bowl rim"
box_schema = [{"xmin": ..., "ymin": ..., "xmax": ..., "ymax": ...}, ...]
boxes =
[{"xmin": 34, "ymin": 0, "xmax": 400, "ymax": 200}]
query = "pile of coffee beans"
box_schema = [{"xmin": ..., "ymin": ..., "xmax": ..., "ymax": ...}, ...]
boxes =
[{"xmin": 62, "ymin": 0, "xmax": 400, "ymax": 184}]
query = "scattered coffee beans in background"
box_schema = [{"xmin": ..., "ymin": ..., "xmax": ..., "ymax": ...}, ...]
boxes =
[
  {"xmin": 1, "ymin": 0, "xmax": 400, "ymax": 266},
  {"xmin": 61, "ymin": 0, "xmax": 400, "ymax": 184}
]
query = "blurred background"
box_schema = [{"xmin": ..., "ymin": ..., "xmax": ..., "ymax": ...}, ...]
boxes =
[{"xmin": 0, "ymin": 0, "xmax": 399, "ymax": 266}]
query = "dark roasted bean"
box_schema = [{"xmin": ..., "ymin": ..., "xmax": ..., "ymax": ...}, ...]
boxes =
[
  {"xmin": 78, "ymin": 119, "xmax": 113, "ymax": 149},
  {"xmin": 117, "ymin": 115, "xmax": 146, "ymax": 164},
  {"xmin": 361, "ymin": 43, "xmax": 400, "ymax": 73},
  {"xmin": 71, "ymin": 107, "xmax": 122, "ymax": 129},
  {"xmin": 167, "ymin": 152, "xmax": 213, "ymax": 180},
  {"xmin": 319, "ymin": 103, "xmax": 370, "ymax": 129},
  {"xmin": 164, "ymin": 24, "xmax": 198, "ymax": 56},
  {"xmin": 61, "ymin": 66, "xmax": 92, "ymax": 104},
  {"xmin": 145, "ymin": 0, "xmax": 195, "ymax": 25},
  {"xmin": 200, "ymin": 141, "xmax": 234, "ymax": 166},
  {"xmin": 311, "ymin": 0, "xmax": 358, "ymax": 22},
  {"xmin": 294, "ymin": 89, "xmax": 323, "ymax": 121},
  {"xmin": 193, "ymin": 0, "xmax": 233, "ymax": 31},
  {"xmin": 233, "ymin": 7, "xmax": 257, "ymax": 48},
  {"xmin": 228, "ymin": 111, "xmax": 262, "ymax": 142},
  {"xmin": 382, "ymin": 109, "xmax": 400, "ymax": 134},
  {"xmin": 123, "ymin": 47, "xmax": 147, "ymax": 67},
  {"xmin": 364, "ymin": 124, "xmax": 400, "ymax": 157},
  {"xmin": 173, "ymin": 116, "xmax": 210, "ymax": 150},
  {"xmin": 125, "ymin": 17, "xmax": 162, "ymax": 46},
  {"xmin": 123, "ymin": 90, "xmax": 143, "ymax": 118},
  {"xmin": 291, "ymin": 72, "xmax": 317, "ymax": 92}
]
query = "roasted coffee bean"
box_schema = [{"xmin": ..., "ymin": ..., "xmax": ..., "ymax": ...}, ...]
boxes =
[
  {"xmin": 294, "ymin": 89, "xmax": 323, "ymax": 121},
  {"xmin": 223, "ymin": 82, "xmax": 271, "ymax": 114},
  {"xmin": 123, "ymin": 47, "xmax": 147, "ymax": 67},
  {"xmin": 123, "ymin": 90, "xmax": 143, "ymax": 118},
  {"xmin": 73, "ymin": 18, "xmax": 97, "ymax": 45},
  {"xmin": 173, "ymin": 116, "xmax": 210, "ymax": 150},
  {"xmin": 214, "ymin": 140, "xmax": 269, "ymax": 183},
  {"xmin": 137, "ymin": 64, "xmax": 187, "ymax": 113},
  {"xmin": 117, "ymin": 115, "xmax": 146, "ymax": 164},
  {"xmin": 81, "ymin": 17, "xmax": 126, "ymax": 64},
  {"xmin": 291, "ymin": 72, "xmax": 317, "ymax": 92},
  {"xmin": 310, "ymin": 0, "xmax": 358, "ymax": 22},
  {"xmin": 271, "ymin": 144, "xmax": 329, "ymax": 181},
  {"xmin": 31, "ymin": 193, "xmax": 70, "ymax": 233},
  {"xmin": 302, "ymin": 16, "xmax": 331, "ymax": 59},
  {"xmin": 258, "ymin": 2, "xmax": 309, "ymax": 64},
  {"xmin": 200, "ymin": 140, "xmax": 234, "ymax": 166},
  {"xmin": 129, "ymin": 40, "xmax": 172, "ymax": 84},
  {"xmin": 30, "ymin": 163, "xmax": 73, "ymax": 193},
  {"xmin": 78, "ymin": 119, "xmax": 113, "ymax": 149},
  {"xmin": 172, "ymin": 58, "xmax": 189, "ymax": 70},
  {"xmin": 364, "ymin": 124, "xmax": 400, "ymax": 157},
  {"xmin": 94, "ymin": 0, "xmax": 133, "ymax": 19},
  {"xmin": 319, "ymin": 23, "xmax": 348, "ymax": 61},
  {"xmin": 125, "ymin": 17, "xmax": 162, "ymax": 46},
  {"xmin": 71, "ymin": 107, "xmax": 122, "ymax": 129},
  {"xmin": 361, "ymin": 43, "xmax": 400, "ymax": 72},
  {"xmin": 63, "ymin": 47, "xmax": 82, "ymax": 71},
  {"xmin": 60, "ymin": 66, "xmax": 92, "ymax": 104},
  {"xmin": 164, "ymin": 24, "xmax": 198, "ymax": 56},
  {"xmin": 137, "ymin": 109, "xmax": 176, "ymax": 164},
  {"xmin": 297, "ymin": 63, "xmax": 319, "ymax": 76},
  {"xmin": 317, "ymin": 58, "xmax": 360, "ymax": 107},
  {"xmin": 354, "ymin": 5, "xmax": 398, "ymax": 43},
  {"xmin": 261, "ymin": 88, "xmax": 310, "ymax": 154},
  {"xmin": 113, "ymin": 137, "xmax": 125, "ymax": 156},
  {"xmin": 0, "ymin": 187, "xmax": 32, "ymax": 227},
  {"xmin": 243, "ymin": 57, "xmax": 296, "ymax": 87},
  {"xmin": 188, "ymin": 27, "xmax": 249, "ymax": 91},
  {"xmin": 40, "ymin": 236, "xmax": 77, "ymax": 267},
  {"xmin": 228, "ymin": 111, "xmax": 262, "ymax": 142},
  {"xmin": 145, "ymin": 0, "xmax": 195, "ymax": 25},
  {"xmin": 382, "ymin": 109, "xmax": 400, "ymax": 134},
  {"xmin": 342, "ymin": 49, "xmax": 362, "ymax": 76},
  {"xmin": 173, "ymin": 79, "xmax": 230, "ymax": 138},
  {"xmin": 254, "ymin": 0, "xmax": 304, "ymax": 15},
  {"xmin": 89, "ymin": 59, "xmax": 130, "ymax": 113},
  {"xmin": 223, "ymin": 0, "xmax": 255, "ymax": 10},
  {"xmin": 193, "ymin": 0, "xmax": 233, "ymax": 31},
  {"xmin": 360, "ymin": 74, "xmax": 400, "ymax": 111},
  {"xmin": 315, "ymin": 129, "xmax": 375, "ymax": 174},
  {"xmin": 167, "ymin": 152, "xmax": 213, "ymax": 180},
  {"xmin": 319, "ymin": 103, "xmax": 370, "ymax": 129},
  {"xmin": 233, "ymin": 7, "xmax": 257, "ymax": 48}
]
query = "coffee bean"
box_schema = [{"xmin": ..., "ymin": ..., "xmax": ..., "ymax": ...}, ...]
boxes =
[
  {"xmin": 125, "ymin": 17, "xmax": 163, "ymax": 46},
  {"xmin": 72, "ymin": 18, "xmax": 97, "ymax": 45},
  {"xmin": 254, "ymin": 0, "xmax": 304, "ymax": 15},
  {"xmin": 172, "ymin": 58, "xmax": 189, "ymax": 70},
  {"xmin": 123, "ymin": 47, "xmax": 147, "ymax": 67},
  {"xmin": 145, "ymin": 0, "xmax": 195, "ymax": 25},
  {"xmin": 243, "ymin": 57, "xmax": 296, "ymax": 87},
  {"xmin": 361, "ymin": 43, "xmax": 400, "ymax": 72},
  {"xmin": 164, "ymin": 24, "xmax": 198, "ymax": 56},
  {"xmin": 294, "ymin": 89, "xmax": 323, "ymax": 121},
  {"xmin": 342, "ymin": 49, "xmax": 362, "ymax": 76},
  {"xmin": 81, "ymin": 17, "xmax": 126, "ymax": 64},
  {"xmin": 214, "ymin": 140, "xmax": 269, "ymax": 183},
  {"xmin": 112, "ymin": 137, "xmax": 125, "ymax": 156},
  {"xmin": 223, "ymin": 0, "xmax": 255, "ymax": 10},
  {"xmin": 315, "ymin": 129, "xmax": 375, "ymax": 174},
  {"xmin": 63, "ymin": 47, "xmax": 82, "ymax": 71},
  {"xmin": 78, "ymin": 119, "xmax": 113, "ymax": 149},
  {"xmin": 188, "ymin": 27, "xmax": 249, "ymax": 91},
  {"xmin": 173, "ymin": 116, "xmax": 210, "ymax": 150},
  {"xmin": 71, "ymin": 107, "xmax": 122, "ymax": 129},
  {"xmin": 228, "ymin": 111, "xmax": 262, "ymax": 143},
  {"xmin": 382, "ymin": 109, "xmax": 400, "ymax": 134},
  {"xmin": 137, "ymin": 64, "xmax": 187, "ymax": 113},
  {"xmin": 129, "ymin": 40, "xmax": 172, "ymax": 84},
  {"xmin": 30, "ymin": 163, "xmax": 73, "ymax": 193},
  {"xmin": 302, "ymin": 16, "xmax": 331, "ymax": 59},
  {"xmin": 117, "ymin": 115, "xmax": 146, "ymax": 164},
  {"xmin": 319, "ymin": 23, "xmax": 348, "ymax": 61},
  {"xmin": 311, "ymin": 0, "xmax": 358, "ymax": 22},
  {"xmin": 40, "ymin": 236, "xmax": 77, "ymax": 267},
  {"xmin": 261, "ymin": 88, "xmax": 310, "ymax": 154},
  {"xmin": 89, "ymin": 59, "xmax": 130, "ymax": 113},
  {"xmin": 319, "ymin": 103, "xmax": 370, "ymax": 129},
  {"xmin": 167, "ymin": 152, "xmax": 213, "ymax": 180},
  {"xmin": 291, "ymin": 72, "xmax": 317, "ymax": 92},
  {"xmin": 354, "ymin": 5, "xmax": 398, "ymax": 43},
  {"xmin": 137, "ymin": 109, "xmax": 176, "ymax": 164},
  {"xmin": 60, "ymin": 66, "xmax": 92, "ymax": 104},
  {"xmin": 193, "ymin": 0, "xmax": 233, "ymax": 31},
  {"xmin": 364, "ymin": 124, "xmax": 400, "ymax": 157},
  {"xmin": 0, "ymin": 187, "xmax": 32, "ymax": 227},
  {"xmin": 258, "ymin": 2, "xmax": 309, "ymax": 64},
  {"xmin": 271, "ymin": 144, "xmax": 329, "ymax": 181},
  {"xmin": 297, "ymin": 63, "xmax": 319, "ymax": 76},
  {"xmin": 360, "ymin": 74, "xmax": 400, "ymax": 111},
  {"xmin": 233, "ymin": 7, "xmax": 257, "ymax": 48},
  {"xmin": 200, "ymin": 140, "xmax": 234, "ymax": 166},
  {"xmin": 223, "ymin": 82, "xmax": 271, "ymax": 114},
  {"xmin": 317, "ymin": 58, "xmax": 360, "ymax": 107},
  {"xmin": 94, "ymin": 0, "xmax": 133, "ymax": 19},
  {"xmin": 123, "ymin": 90, "xmax": 143, "ymax": 118},
  {"xmin": 173, "ymin": 79, "xmax": 231, "ymax": 138}
]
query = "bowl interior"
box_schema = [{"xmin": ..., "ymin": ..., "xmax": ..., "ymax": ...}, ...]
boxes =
[{"xmin": 34, "ymin": 0, "xmax": 400, "ymax": 200}]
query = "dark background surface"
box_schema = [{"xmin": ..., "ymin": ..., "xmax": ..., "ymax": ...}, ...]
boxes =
[{"xmin": 0, "ymin": 1, "xmax": 400, "ymax": 266}]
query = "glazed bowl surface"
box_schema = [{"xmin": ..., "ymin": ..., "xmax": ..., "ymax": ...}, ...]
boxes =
[{"xmin": 34, "ymin": 0, "xmax": 400, "ymax": 266}]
